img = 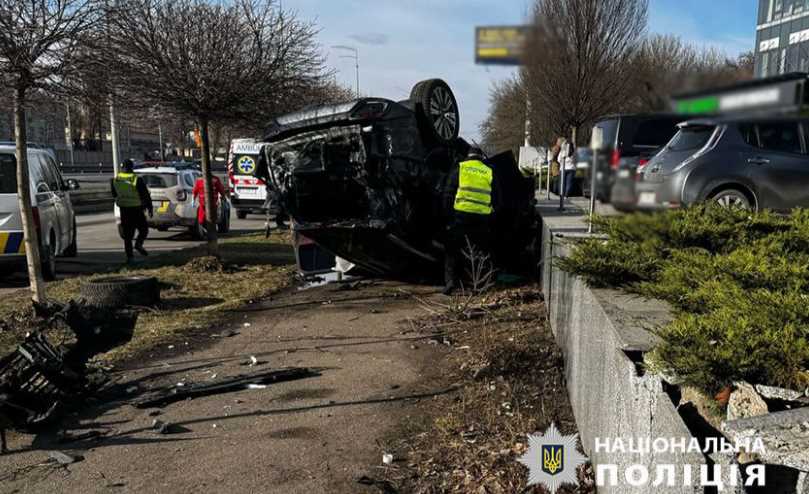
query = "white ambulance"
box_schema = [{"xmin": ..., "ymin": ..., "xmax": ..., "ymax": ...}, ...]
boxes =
[{"xmin": 227, "ymin": 139, "xmax": 267, "ymax": 219}]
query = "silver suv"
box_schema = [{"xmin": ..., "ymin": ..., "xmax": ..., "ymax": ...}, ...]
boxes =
[{"xmin": 635, "ymin": 116, "xmax": 809, "ymax": 212}]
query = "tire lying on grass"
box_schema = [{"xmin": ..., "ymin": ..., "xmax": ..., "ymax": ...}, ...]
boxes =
[{"xmin": 80, "ymin": 276, "xmax": 160, "ymax": 307}]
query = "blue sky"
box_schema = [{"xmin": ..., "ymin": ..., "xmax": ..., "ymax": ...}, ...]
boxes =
[{"xmin": 289, "ymin": 0, "xmax": 758, "ymax": 139}]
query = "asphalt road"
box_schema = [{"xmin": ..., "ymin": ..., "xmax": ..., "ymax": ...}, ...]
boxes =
[{"xmin": 0, "ymin": 209, "xmax": 270, "ymax": 295}]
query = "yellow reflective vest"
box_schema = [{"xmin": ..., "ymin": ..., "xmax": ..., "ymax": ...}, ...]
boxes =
[
  {"xmin": 113, "ymin": 172, "xmax": 142, "ymax": 208},
  {"xmin": 454, "ymin": 160, "xmax": 493, "ymax": 215}
]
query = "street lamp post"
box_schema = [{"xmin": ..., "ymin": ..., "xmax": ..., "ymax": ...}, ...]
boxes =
[{"xmin": 332, "ymin": 45, "xmax": 360, "ymax": 98}]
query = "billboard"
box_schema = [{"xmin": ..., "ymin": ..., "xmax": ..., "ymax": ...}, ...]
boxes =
[{"xmin": 475, "ymin": 26, "xmax": 528, "ymax": 65}]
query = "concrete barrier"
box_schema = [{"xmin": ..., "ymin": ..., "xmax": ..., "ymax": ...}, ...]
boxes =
[{"xmin": 538, "ymin": 201, "xmax": 705, "ymax": 494}]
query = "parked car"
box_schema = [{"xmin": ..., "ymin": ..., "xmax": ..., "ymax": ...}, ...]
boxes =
[
  {"xmin": 115, "ymin": 164, "xmax": 231, "ymax": 239},
  {"xmin": 582, "ymin": 113, "xmax": 686, "ymax": 205},
  {"xmin": 0, "ymin": 144, "xmax": 79, "ymax": 280},
  {"xmin": 634, "ymin": 115, "xmax": 809, "ymax": 212}
]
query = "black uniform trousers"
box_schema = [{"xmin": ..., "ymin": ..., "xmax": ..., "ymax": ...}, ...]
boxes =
[{"xmin": 119, "ymin": 207, "xmax": 148, "ymax": 259}]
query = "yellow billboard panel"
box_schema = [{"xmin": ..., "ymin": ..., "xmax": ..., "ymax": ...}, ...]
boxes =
[{"xmin": 475, "ymin": 26, "xmax": 528, "ymax": 65}]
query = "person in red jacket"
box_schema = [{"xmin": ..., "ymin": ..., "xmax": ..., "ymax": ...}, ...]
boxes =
[{"xmin": 192, "ymin": 175, "xmax": 226, "ymax": 227}]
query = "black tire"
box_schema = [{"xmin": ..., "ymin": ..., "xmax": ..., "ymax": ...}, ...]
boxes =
[
  {"xmin": 80, "ymin": 275, "xmax": 160, "ymax": 307},
  {"xmin": 410, "ymin": 79, "xmax": 460, "ymax": 145},
  {"xmin": 236, "ymin": 210, "xmax": 248, "ymax": 220},
  {"xmin": 63, "ymin": 217, "xmax": 78, "ymax": 257},
  {"xmin": 41, "ymin": 234, "xmax": 57, "ymax": 281}
]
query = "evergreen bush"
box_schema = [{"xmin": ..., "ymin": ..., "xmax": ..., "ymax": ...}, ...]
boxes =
[{"xmin": 559, "ymin": 205, "xmax": 809, "ymax": 394}]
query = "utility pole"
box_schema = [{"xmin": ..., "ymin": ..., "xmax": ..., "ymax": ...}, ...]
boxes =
[
  {"xmin": 65, "ymin": 102, "xmax": 75, "ymax": 168},
  {"xmin": 109, "ymin": 96, "xmax": 120, "ymax": 175},
  {"xmin": 333, "ymin": 45, "xmax": 360, "ymax": 97},
  {"xmin": 158, "ymin": 124, "xmax": 164, "ymax": 161}
]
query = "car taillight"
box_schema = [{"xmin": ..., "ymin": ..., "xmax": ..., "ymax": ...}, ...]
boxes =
[
  {"xmin": 610, "ymin": 149, "xmax": 622, "ymax": 170},
  {"xmin": 177, "ymin": 190, "xmax": 187, "ymax": 202}
]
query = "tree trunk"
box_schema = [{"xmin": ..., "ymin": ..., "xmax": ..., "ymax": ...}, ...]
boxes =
[
  {"xmin": 13, "ymin": 86, "xmax": 46, "ymax": 303},
  {"xmin": 198, "ymin": 117, "xmax": 219, "ymax": 257}
]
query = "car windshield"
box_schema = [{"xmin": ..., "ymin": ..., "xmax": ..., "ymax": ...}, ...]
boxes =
[
  {"xmin": 0, "ymin": 153, "xmax": 17, "ymax": 193},
  {"xmin": 139, "ymin": 173, "xmax": 178, "ymax": 188},
  {"xmin": 666, "ymin": 126, "xmax": 715, "ymax": 152}
]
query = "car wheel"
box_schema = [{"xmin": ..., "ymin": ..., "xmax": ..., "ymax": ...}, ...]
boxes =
[
  {"xmin": 236, "ymin": 210, "xmax": 248, "ymax": 220},
  {"xmin": 63, "ymin": 217, "xmax": 78, "ymax": 257},
  {"xmin": 41, "ymin": 233, "xmax": 57, "ymax": 281},
  {"xmin": 410, "ymin": 79, "xmax": 459, "ymax": 145},
  {"xmin": 711, "ymin": 189, "xmax": 751, "ymax": 210}
]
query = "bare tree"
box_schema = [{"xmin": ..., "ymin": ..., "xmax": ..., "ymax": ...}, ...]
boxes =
[
  {"xmin": 479, "ymin": 76, "xmax": 526, "ymax": 156},
  {"xmin": 524, "ymin": 0, "xmax": 649, "ymax": 146},
  {"xmin": 107, "ymin": 0, "xmax": 325, "ymax": 256},
  {"xmin": 0, "ymin": 0, "xmax": 102, "ymax": 302}
]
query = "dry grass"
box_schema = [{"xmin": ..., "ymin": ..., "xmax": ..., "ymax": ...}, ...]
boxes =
[
  {"xmin": 0, "ymin": 232, "xmax": 296, "ymax": 362},
  {"xmin": 383, "ymin": 287, "xmax": 595, "ymax": 493}
]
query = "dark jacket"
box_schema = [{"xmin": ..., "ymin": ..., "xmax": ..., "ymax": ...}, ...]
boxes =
[{"xmin": 111, "ymin": 175, "xmax": 153, "ymax": 214}]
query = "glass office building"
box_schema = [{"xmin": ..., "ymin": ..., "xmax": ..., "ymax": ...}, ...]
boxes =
[{"xmin": 756, "ymin": 0, "xmax": 809, "ymax": 76}]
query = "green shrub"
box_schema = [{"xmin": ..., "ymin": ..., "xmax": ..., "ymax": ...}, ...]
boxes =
[{"xmin": 561, "ymin": 206, "xmax": 809, "ymax": 394}]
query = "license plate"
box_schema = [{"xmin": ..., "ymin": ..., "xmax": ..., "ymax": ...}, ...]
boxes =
[
  {"xmin": 638, "ymin": 192, "xmax": 656, "ymax": 205},
  {"xmin": 237, "ymin": 186, "xmax": 258, "ymax": 196},
  {"xmin": 153, "ymin": 201, "xmax": 170, "ymax": 213},
  {"xmin": 618, "ymin": 169, "xmax": 631, "ymax": 178}
]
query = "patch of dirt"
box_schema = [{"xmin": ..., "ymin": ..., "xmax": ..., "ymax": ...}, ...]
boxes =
[{"xmin": 377, "ymin": 287, "xmax": 595, "ymax": 493}]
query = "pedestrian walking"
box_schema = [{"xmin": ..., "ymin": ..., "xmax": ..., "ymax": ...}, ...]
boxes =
[
  {"xmin": 442, "ymin": 146, "xmax": 499, "ymax": 295},
  {"xmin": 559, "ymin": 138, "xmax": 576, "ymax": 199},
  {"xmin": 111, "ymin": 159, "xmax": 152, "ymax": 262}
]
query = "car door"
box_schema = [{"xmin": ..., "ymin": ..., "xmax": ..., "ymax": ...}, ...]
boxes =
[
  {"xmin": 31, "ymin": 152, "xmax": 61, "ymax": 250},
  {"xmin": 745, "ymin": 121, "xmax": 809, "ymax": 211},
  {"xmin": 45, "ymin": 154, "xmax": 73, "ymax": 249}
]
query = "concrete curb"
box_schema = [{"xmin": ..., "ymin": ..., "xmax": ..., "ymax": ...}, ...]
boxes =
[{"xmin": 538, "ymin": 203, "xmax": 705, "ymax": 494}]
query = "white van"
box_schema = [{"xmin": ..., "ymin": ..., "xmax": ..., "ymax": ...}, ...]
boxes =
[
  {"xmin": 0, "ymin": 144, "xmax": 78, "ymax": 280},
  {"xmin": 228, "ymin": 138, "xmax": 268, "ymax": 219}
]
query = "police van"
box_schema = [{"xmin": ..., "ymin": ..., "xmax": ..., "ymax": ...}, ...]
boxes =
[
  {"xmin": 0, "ymin": 143, "xmax": 79, "ymax": 280},
  {"xmin": 228, "ymin": 139, "xmax": 267, "ymax": 219}
]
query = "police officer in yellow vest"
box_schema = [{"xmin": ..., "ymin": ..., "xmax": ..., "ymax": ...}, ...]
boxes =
[
  {"xmin": 442, "ymin": 147, "xmax": 498, "ymax": 295},
  {"xmin": 111, "ymin": 159, "xmax": 153, "ymax": 262}
]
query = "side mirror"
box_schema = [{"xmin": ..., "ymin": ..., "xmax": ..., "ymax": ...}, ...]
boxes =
[{"xmin": 65, "ymin": 178, "xmax": 80, "ymax": 191}]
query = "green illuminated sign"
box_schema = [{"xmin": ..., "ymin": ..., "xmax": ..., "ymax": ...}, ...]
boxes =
[{"xmin": 676, "ymin": 96, "xmax": 720, "ymax": 114}]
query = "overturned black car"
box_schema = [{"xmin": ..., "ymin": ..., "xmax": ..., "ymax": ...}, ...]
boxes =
[{"xmin": 259, "ymin": 79, "xmax": 539, "ymax": 277}]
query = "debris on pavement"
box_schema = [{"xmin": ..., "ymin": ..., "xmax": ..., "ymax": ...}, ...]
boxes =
[
  {"xmin": 152, "ymin": 419, "xmax": 192, "ymax": 435},
  {"xmin": 0, "ymin": 301, "xmax": 137, "ymax": 452},
  {"xmin": 382, "ymin": 453, "xmax": 394, "ymax": 465},
  {"xmin": 132, "ymin": 367, "xmax": 320, "ymax": 408},
  {"xmin": 56, "ymin": 430, "xmax": 105, "ymax": 444},
  {"xmin": 48, "ymin": 450, "xmax": 84, "ymax": 465}
]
